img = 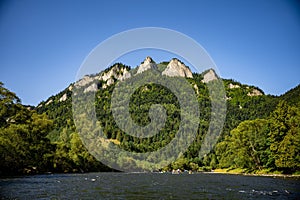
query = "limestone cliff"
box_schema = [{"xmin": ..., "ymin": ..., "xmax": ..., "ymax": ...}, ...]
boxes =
[{"xmin": 162, "ymin": 58, "xmax": 193, "ymax": 78}]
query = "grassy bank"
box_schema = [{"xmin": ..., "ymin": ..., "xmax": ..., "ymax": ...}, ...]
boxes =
[{"xmin": 212, "ymin": 168, "xmax": 300, "ymax": 177}]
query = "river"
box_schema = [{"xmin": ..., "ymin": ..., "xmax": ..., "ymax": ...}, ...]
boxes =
[{"xmin": 1, "ymin": 172, "xmax": 299, "ymax": 199}]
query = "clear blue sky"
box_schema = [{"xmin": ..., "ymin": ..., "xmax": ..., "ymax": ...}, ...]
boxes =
[{"xmin": 0, "ymin": 0, "xmax": 299, "ymax": 105}]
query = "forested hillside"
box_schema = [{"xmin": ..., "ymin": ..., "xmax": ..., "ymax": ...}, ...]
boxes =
[{"xmin": 1, "ymin": 58, "xmax": 299, "ymax": 175}]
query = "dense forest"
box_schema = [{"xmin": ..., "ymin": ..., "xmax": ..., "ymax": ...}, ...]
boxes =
[{"xmin": 1, "ymin": 60, "xmax": 299, "ymax": 175}]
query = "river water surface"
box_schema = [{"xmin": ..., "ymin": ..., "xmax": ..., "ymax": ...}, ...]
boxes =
[{"xmin": 1, "ymin": 172, "xmax": 299, "ymax": 199}]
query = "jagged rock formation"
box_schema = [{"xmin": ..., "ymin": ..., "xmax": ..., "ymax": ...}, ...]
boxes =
[
  {"xmin": 99, "ymin": 64, "xmax": 131, "ymax": 82},
  {"xmin": 74, "ymin": 63, "xmax": 131, "ymax": 92},
  {"xmin": 72, "ymin": 58, "xmax": 263, "ymax": 99},
  {"xmin": 84, "ymin": 83, "xmax": 98, "ymax": 93},
  {"xmin": 136, "ymin": 56, "xmax": 157, "ymax": 74},
  {"xmin": 59, "ymin": 93, "xmax": 67, "ymax": 102},
  {"xmin": 45, "ymin": 99, "xmax": 53, "ymax": 105},
  {"xmin": 74, "ymin": 75, "xmax": 94, "ymax": 87},
  {"xmin": 202, "ymin": 69, "xmax": 218, "ymax": 83},
  {"xmin": 228, "ymin": 83, "xmax": 240, "ymax": 89},
  {"xmin": 162, "ymin": 58, "xmax": 193, "ymax": 78},
  {"xmin": 75, "ymin": 57, "xmax": 195, "ymax": 93},
  {"xmin": 247, "ymin": 88, "xmax": 263, "ymax": 96},
  {"xmin": 119, "ymin": 70, "xmax": 131, "ymax": 81}
]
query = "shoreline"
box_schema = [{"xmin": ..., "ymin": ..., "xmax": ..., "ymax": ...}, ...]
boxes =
[
  {"xmin": 205, "ymin": 169, "xmax": 300, "ymax": 178},
  {"xmin": 1, "ymin": 169, "xmax": 300, "ymax": 179}
]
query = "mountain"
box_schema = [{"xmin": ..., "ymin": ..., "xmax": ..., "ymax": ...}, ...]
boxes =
[
  {"xmin": 279, "ymin": 84, "xmax": 300, "ymax": 107},
  {"xmin": 1, "ymin": 57, "xmax": 299, "ymax": 175}
]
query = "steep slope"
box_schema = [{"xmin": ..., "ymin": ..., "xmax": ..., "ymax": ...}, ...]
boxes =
[{"xmin": 279, "ymin": 84, "xmax": 300, "ymax": 107}]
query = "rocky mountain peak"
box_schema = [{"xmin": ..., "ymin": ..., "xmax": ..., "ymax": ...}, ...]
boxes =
[
  {"xmin": 162, "ymin": 58, "xmax": 193, "ymax": 78},
  {"xmin": 136, "ymin": 56, "xmax": 157, "ymax": 74},
  {"xmin": 201, "ymin": 69, "xmax": 218, "ymax": 83},
  {"xmin": 144, "ymin": 56, "xmax": 153, "ymax": 64},
  {"xmin": 74, "ymin": 63, "xmax": 131, "ymax": 93}
]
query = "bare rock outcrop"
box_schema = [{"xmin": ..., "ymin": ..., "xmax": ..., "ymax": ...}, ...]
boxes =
[
  {"xmin": 59, "ymin": 93, "xmax": 67, "ymax": 102},
  {"xmin": 136, "ymin": 56, "xmax": 157, "ymax": 74},
  {"xmin": 119, "ymin": 70, "xmax": 131, "ymax": 81},
  {"xmin": 74, "ymin": 63, "xmax": 131, "ymax": 93},
  {"xmin": 202, "ymin": 69, "xmax": 218, "ymax": 83},
  {"xmin": 162, "ymin": 58, "xmax": 193, "ymax": 78},
  {"xmin": 100, "ymin": 64, "xmax": 130, "ymax": 81},
  {"xmin": 84, "ymin": 83, "xmax": 98, "ymax": 93},
  {"xmin": 45, "ymin": 99, "xmax": 53, "ymax": 105},
  {"xmin": 228, "ymin": 83, "xmax": 240, "ymax": 89},
  {"xmin": 74, "ymin": 75, "xmax": 94, "ymax": 87},
  {"xmin": 247, "ymin": 88, "xmax": 263, "ymax": 96}
]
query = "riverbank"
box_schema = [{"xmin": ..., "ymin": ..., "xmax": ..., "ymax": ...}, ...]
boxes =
[
  {"xmin": 209, "ymin": 168, "xmax": 300, "ymax": 178},
  {"xmin": 2, "ymin": 168, "xmax": 300, "ymax": 179}
]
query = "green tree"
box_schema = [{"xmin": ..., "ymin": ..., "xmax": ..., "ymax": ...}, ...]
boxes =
[
  {"xmin": 269, "ymin": 101, "xmax": 300, "ymax": 172},
  {"xmin": 0, "ymin": 83, "xmax": 53, "ymax": 175},
  {"xmin": 216, "ymin": 119, "xmax": 269, "ymax": 170}
]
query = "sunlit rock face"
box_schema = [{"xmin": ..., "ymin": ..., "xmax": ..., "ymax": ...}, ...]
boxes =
[
  {"xmin": 162, "ymin": 58, "xmax": 193, "ymax": 78},
  {"xmin": 136, "ymin": 56, "xmax": 157, "ymax": 74},
  {"xmin": 202, "ymin": 69, "xmax": 218, "ymax": 83}
]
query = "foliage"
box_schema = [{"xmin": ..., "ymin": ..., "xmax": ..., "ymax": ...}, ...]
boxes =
[
  {"xmin": 216, "ymin": 101, "xmax": 300, "ymax": 173},
  {"xmin": 268, "ymin": 101, "xmax": 300, "ymax": 172},
  {"xmin": 1, "ymin": 62, "xmax": 300, "ymax": 175},
  {"xmin": 279, "ymin": 84, "xmax": 300, "ymax": 107},
  {"xmin": 216, "ymin": 119, "xmax": 270, "ymax": 170},
  {"xmin": 0, "ymin": 82, "xmax": 54, "ymax": 175}
]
